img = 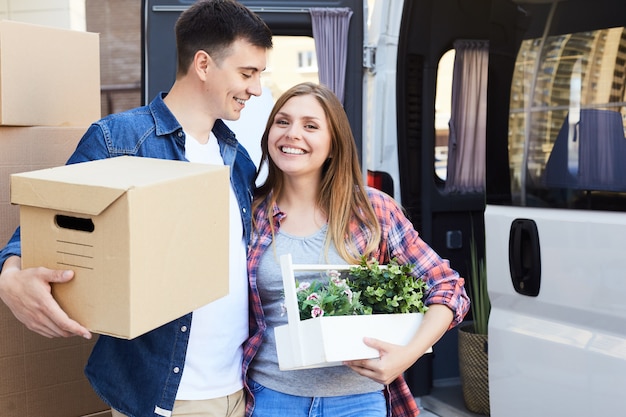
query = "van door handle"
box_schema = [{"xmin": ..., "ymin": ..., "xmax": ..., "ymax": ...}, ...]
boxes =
[{"xmin": 508, "ymin": 218, "xmax": 541, "ymax": 296}]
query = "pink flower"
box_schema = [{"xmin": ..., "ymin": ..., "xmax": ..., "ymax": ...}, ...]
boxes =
[
  {"xmin": 307, "ymin": 292, "xmax": 320, "ymax": 301},
  {"xmin": 311, "ymin": 306, "xmax": 324, "ymax": 318},
  {"xmin": 297, "ymin": 282, "xmax": 311, "ymax": 292}
]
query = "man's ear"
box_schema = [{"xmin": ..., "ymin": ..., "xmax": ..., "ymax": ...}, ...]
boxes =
[{"xmin": 193, "ymin": 50, "xmax": 212, "ymax": 79}]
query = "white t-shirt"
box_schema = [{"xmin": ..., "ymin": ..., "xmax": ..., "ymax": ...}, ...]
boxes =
[{"xmin": 176, "ymin": 132, "xmax": 249, "ymax": 399}]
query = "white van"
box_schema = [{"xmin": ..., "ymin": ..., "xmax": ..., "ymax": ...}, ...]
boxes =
[{"xmin": 144, "ymin": 1, "xmax": 626, "ymax": 415}]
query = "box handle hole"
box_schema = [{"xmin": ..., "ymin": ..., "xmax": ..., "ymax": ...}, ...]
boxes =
[{"xmin": 55, "ymin": 215, "xmax": 95, "ymax": 233}]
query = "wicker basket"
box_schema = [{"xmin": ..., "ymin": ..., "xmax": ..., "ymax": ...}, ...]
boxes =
[{"xmin": 458, "ymin": 324, "xmax": 490, "ymax": 415}]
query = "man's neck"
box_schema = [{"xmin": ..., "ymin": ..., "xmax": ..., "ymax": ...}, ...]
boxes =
[{"xmin": 163, "ymin": 82, "xmax": 216, "ymax": 143}]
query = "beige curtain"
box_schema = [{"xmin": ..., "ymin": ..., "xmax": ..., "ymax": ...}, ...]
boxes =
[{"xmin": 445, "ymin": 40, "xmax": 489, "ymax": 193}]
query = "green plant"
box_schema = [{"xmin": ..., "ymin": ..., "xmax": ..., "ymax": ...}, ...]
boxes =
[
  {"xmin": 296, "ymin": 271, "xmax": 366, "ymax": 320},
  {"xmin": 348, "ymin": 257, "xmax": 428, "ymax": 315},
  {"xmin": 294, "ymin": 257, "xmax": 428, "ymax": 320},
  {"xmin": 468, "ymin": 235, "xmax": 490, "ymax": 335}
]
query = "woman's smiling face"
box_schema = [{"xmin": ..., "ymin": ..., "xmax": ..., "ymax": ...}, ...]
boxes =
[{"xmin": 267, "ymin": 94, "xmax": 332, "ymax": 179}]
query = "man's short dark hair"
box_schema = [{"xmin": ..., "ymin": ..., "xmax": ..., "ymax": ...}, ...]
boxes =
[{"xmin": 174, "ymin": 0, "xmax": 273, "ymax": 75}]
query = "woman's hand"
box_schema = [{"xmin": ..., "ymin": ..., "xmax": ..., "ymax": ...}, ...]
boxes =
[
  {"xmin": 344, "ymin": 304, "xmax": 455, "ymax": 385},
  {"xmin": 343, "ymin": 337, "xmax": 422, "ymax": 385}
]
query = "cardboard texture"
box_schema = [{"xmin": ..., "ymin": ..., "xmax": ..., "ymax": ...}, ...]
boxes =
[
  {"xmin": 275, "ymin": 254, "xmax": 431, "ymax": 370},
  {"xmin": 12, "ymin": 156, "xmax": 230, "ymax": 339},
  {"xmin": 0, "ymin": 126, "xmax": 86, "ymax": 248},
  {"xmin": 0, "ymin": 302, "xmax": 108, "ymax": 417},
  {"xmin": 0, "ymin": 20, "xmax": 101, "ymax": 126},
  {"xmin": 0, "ymin": 126, "xmax": 109, "ymax": 416}
]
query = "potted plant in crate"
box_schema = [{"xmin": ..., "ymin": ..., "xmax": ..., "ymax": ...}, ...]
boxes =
[
  {"xmin": 275, "ymin": 254, "xmax": 430, "ymax": 370},
  {"xmin": 458, "ymin": 235, "xmax": 491, "ymax": 415}
]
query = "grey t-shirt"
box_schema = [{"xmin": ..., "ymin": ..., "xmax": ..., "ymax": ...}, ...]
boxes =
[{"xmin": 249, "ymin": 225, "xmax": 383, "ymax": 397}]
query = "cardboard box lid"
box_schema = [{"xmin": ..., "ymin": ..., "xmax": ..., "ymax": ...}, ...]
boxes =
[{"xmin": 10, "ymin": 156, "xmax": 223, "ymax": 215}]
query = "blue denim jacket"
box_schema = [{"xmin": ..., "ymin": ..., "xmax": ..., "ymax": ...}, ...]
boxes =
[{"xmin": 0, "ymin": 93, "xmax": 256, "ymax": 417}]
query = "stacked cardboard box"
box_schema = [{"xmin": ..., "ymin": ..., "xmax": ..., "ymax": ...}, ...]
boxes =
[
  {"xmin": 0, "ymin": 20, "xmax": 101, "ymax": 127},
  {"xmin": 0, "ymin": 21, "xmax": 110, "ymax": 417}
]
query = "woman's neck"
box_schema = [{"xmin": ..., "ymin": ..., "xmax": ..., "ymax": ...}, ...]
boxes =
[{"xmin": 277, "ymin": 179, "xmax": 327, "ymax": 236}]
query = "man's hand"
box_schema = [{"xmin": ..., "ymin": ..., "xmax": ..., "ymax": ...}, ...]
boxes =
[{"xmin": 0, "ymin": 256, "xmax": 91, "ymax": 339}]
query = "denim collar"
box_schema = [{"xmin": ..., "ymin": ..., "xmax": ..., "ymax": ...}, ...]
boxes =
[
  {"xmin": 150, "ymin": 92, "xmax": 181, "ymax": 137},
  {"xmin": 149, "ymin": 92, "xmax": 239, "ymax": 147}
]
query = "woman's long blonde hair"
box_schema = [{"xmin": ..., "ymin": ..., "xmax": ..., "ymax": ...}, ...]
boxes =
[{"xmin": 252, "ymin": 82, "xmax": 381, "ymax": 263}]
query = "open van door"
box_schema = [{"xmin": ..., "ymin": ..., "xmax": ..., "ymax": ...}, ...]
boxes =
[{"xmin": 486, "ymin": 1, "xmax": 626, "ymax": 415}]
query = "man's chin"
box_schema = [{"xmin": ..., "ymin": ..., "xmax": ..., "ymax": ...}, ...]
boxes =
[{"xmin": 224, "ymin": 111, "xmax": 242, "ymax": 122}]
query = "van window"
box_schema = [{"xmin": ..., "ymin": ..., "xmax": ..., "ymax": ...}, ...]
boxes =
[
  {"xmin": 509, "ymin": 27, "xmax": 626, "ymax": 211},
  {"xmin": 434, "ymin": 49, "xmax": 455, "ymax": 181}
]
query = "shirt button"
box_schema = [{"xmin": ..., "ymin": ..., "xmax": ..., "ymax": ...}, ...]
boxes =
[
  {"xmin": 181, "ymin": 326, "xmax": 188, "ymax": 332},
  {"xmin": 177, "ymin": 131, "xmax": 183, "ymax": 137},
  {"xmin": 242, "ymin": 208, "xmax": 247, "ymax": 213},
  {"xmin": 173, "ymin": 367, "xmax": 180, "ymax": 374}
]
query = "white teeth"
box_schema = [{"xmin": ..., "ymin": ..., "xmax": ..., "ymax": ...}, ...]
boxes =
[
  {"xmin": 235, "ymin": 98, "xmax": 245, "ymax": 105},
  {"xmin": 281, "ymin": 146, "xmax": 305, "ymax": 155}
]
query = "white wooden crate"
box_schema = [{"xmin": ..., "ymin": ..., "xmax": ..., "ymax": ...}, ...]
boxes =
[{"xmin": 275, "ymin": 253, "xmax": 431, "ymax": 370}]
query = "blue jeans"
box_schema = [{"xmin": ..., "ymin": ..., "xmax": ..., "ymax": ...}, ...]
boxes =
[{"xmin": 248, "ymin": 379, "xmax": 387, "ymax": 417}]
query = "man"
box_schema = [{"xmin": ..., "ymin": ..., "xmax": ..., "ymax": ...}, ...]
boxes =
[{"xmin": 0, "ymin": 1, "xmax": 272, "ymax": 416}]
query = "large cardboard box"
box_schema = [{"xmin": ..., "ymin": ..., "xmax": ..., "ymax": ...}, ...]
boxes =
[
  {"xmin": 0, "ymin": 20, "xmax": 100, "ymax": 126},
  {"xmin": 275, "ymin": 254, "xmax": 431, "ymax": 370},
  {"xmin": 11, "ymin": 156, "xmax": 230, "ymax": 339}
]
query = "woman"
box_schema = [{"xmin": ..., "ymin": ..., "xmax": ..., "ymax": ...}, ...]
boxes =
[{"xmin": 243, "ymin": 82, "xmax": 469, "ymax": 417}]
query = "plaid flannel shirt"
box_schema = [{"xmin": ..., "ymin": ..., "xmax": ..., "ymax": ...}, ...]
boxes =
[{"xmin": 243, "ymin": 187, "xmax": 470, "ymax": 417}]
